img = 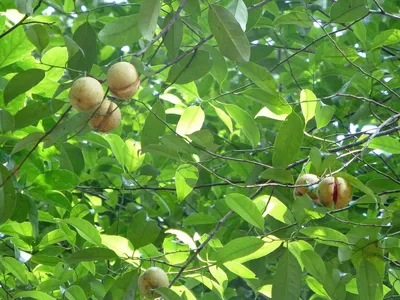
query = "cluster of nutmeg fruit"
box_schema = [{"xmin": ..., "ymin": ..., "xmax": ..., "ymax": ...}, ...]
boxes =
[
  {"xmin": 68, "ymin": 62, "xmax": 140, "ymax": 132},
  {"xmin": 294, "ymin": 174, "xmax": 353, "ymax": 209}
]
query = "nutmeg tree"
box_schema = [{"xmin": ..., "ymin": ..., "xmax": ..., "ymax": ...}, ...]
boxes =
[{"xmin": 0, "ymin": 0, "xmax": 400, "ymax": 299}]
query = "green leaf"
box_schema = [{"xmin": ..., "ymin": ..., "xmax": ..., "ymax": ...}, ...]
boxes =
[
  {"xmin": 167, "ymin": 50, "xmax": 213, "ymax": 84},
  {"xmin": 68, "ymin": 22, "xmax": 97, "ymax": 77},
  {"xmin": 124, "ymin": 139, "xmax": 145, "ymax": 173},
  {"xmin": 0, "ymin": 27, "xmax": 35, "ymax": 68},
  {"xmin": 368, "ymin": 136, "xmax": 400, "ymax": 154},
  {"xmin": 254, "ymin": 195, "xmax": 295, "ymax": 224},
  {"xmin": 356, "ymin": 259, "xmax": 383, "ymax": 300},
  {"xmin": 300, "ymin": 89, "xmax": 317, "ymax": 126},
  {"xmin": 218, "ymin": 236, "xmax": 282, "ymax": 264},
  {"xmin": 261, "ymin": 168, "xmax": 294, "ymax": 184},
  {"xmin": 300, "ymin": 226, "xmax": 349, "ymax": 247},
  {"xmin": 4, "ymin": 69, "xmax": 45, "ymax": 105},
  {"xmin": 66, "ymin": 247, "xmax": 118, "ymax": 263},
  {"xmin": 274, "ymin": 8, "xmax": 312, "ymax": 27},
  {"xmin": 176, "ymin": 106, "xmax": 205, "ymax": 135},
  {"xmin": 25, "ymin": 24, "xmax": 49, "ymax": 53},
  {"xmin": 138, "ymin": 0, "xmax": 161, "ymax": 40},
  {"xmin": 238, "ymin": 62, "xmax": 278, "ymax": 94},
  {"xmin": 60, "ymin": 144, "xmax": 85, "ymax": 176},
  {"xmin": 330, "ymin": 0, "xmax": 369, "ymax": 23},
  {"xmin": 98, "ymin": 15, "xmax": 141, "ymax": 47},
  {"xmin": 353, "ymin": 21, "xmax": 366, "ymax": 44},
  {"xmin": 141, "ymin": 101, "xmax": 166, "ymax": 148},
  {"xmin": 223, "ymin": 262, "xmax": 256, "ymax": 279},
  {"xmin": 175, "ymin": 164, "xmax": 199, "ymax": 201},
  {"xmin": 0, "ymin": 109, "xmax": 14, "ymax": 133},
  {"xmin": 1, "ymin": 257, "xmax": 27, "ymax": 284},
  {"xmin": 64, "ymin": 35, "xmax": 82, "ymax": 58},
  {"xmin": 15, "ymin": 0, "xmax": 33, "ymax": 14},
  {"xmin": 208, "ymin": 4, "xmax": 250, "ymax": 62},
  {"xmin": 300, "ymin": 250, "xmax": 326, "ymax": 283},
  {"xmin": 65, "ymin": 285, "xmax": 87, "ymax": 300},
  {"xmin": 315, "ymin": 102, "xmax": 335, "ymax": 129},
  {"xmin": 128, "ymin": 211, "xmax": 161, "ymax": 249},
  {"xmin": 154, "ymin": 287, "xmax": 182, "ymax": 300},
  {"xmin": 224, "ymin": 103, "xmax": 260, "ymax": 148},
  {"xmin": 33, "ymin": 170, "xmax": 79, "ymax": 191},
  {"xmin": 14, "ymin": 291, "xmax": 55, "ymax": 300},
  {"xmin": 272, "ymin": 113, "xmax": 304, "ymax": 168},
  {"xmin": 101, "ymin": 234, "xmax": 135, "ymax": 258},
  {"xmin": 372, "ymin": 29, "xmax": 400, "ymax": 49},
  {"xmin": 11, "ymin": 132, "xmax": 43, "ymax": 154},
  {"xmin": 271, "ymin": 250, "xmax": 302, "ymax": 300},
  {"xmin": 211, "ymin": 104, "xmax": 233, "ymax": 132},
  {"xmin": 225, "ymin": 193, "xmax": 264, "ymax": 229},
  {"xmin": 64, "ymin": 218, "xmax": 101, "ymax": 246},
  {"xmin": 0, "ymin": 165, "xmax": 16, "ymax": 225},
  {"xmin": 226, "ymin": 0, "xmax": 248, "ymax": 32},
  {"xmin": 104, "ymin": 133, "xmax": 125, "ymax": 167},
  {"xmin": 14, "ymin": 100, "xmax": 65, "ymax": 130},
  {"xmin": 164, "ymin": 13, "xmax": 183, "ymax": 59},
  {"xmin": 38, "ymin": 229, "xmax": 68, "ymax": 249},
  {"xmin": 204, "ymin": 45, "xmax": 228, "ymax": 85}
]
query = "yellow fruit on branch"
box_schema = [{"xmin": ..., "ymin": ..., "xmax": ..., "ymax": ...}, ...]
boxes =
[
  {"xmin": 69, "ymin": 77, "xmax": 104, "ymax": 112},
  {"xmin": 318, "ymin": 176, "xmax": 352, "ymax": 209},
  {"xmin": 294, "ymin": 174, "xmax": 319, "ymax": 202},
  {"xmin": 138, "ymin": 267, "xmax": 169, "ymax": 298},
  {"xmin": 89, "ymin": 100, "xmax": 121, "ymax": 132},
  {"xmin": 107, "ymin": 62, "xmax": 140, "ymax": 99}
]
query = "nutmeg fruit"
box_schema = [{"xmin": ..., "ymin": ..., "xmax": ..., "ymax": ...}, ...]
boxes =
[
  {"xmin": 107, "ymin": 62, "xmax": 140, "ymax": 99},
  {"xmin": 89, "ymin": 100, "xmax": 121, "ymax": 132},
  {"xmin": 294, "ymin": 174, "xmax": 319, "ymax": 202},
  {"xmin": 69, "ymin": 77, "xmax": 104, "ymax": 112},
  {"xmin": 318, "ymin": 176, "xmax": 352, "ymax": 209},
  {"xmin": 138, "ymin": 267, "xmax": 169, "ymax": 298}
]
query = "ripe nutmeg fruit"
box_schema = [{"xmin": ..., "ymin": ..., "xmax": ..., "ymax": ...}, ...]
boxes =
[
  {"xmin": 318, "ymin": 176, "xmax": 352, "ymax": 209},
  {"xmin": 69, "ymin": 77, "xmax": 104, "ymax": 112},
  {"xmin": 89, "ymin": 100, "xmax": 121, "ymax": 132},
  {"xmin": 107, "ymin": 62, "xmax": 140, "ymax": 99},
  {"xmin": 138, "ymin": 267, "xmax": 169, "ymax": 298},
  {"xmin": 294, "ymin": 174, "xmax": 319, "ymax": 202}
]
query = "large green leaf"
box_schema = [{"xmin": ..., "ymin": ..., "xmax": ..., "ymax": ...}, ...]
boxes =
[
  {"xmin": 271, "ymin": 250, "xmax": 302, "ymax": 300},
  {"xmin": 217, "ymin": 236, "xmax": 282, "ymax": 264},
  {"xmin": 367, "ymin": 136, "xmax": 400, "ymax": 154},
  {"xmin": 176, "ymin": 106, "xmax": 205, "ymax": 135},
  {"xmin": 64, "ymin": 218, "xmax": 102, "ymax": 246},
  {"xmin": 238, "ymin": 62, "xmax": 278, "ymax": 94},
  {"xmin": 225, "ymin": 193, "xmax": 264, "ymax": 229},
  {"xmin": 98, "ymin": 15, "xmax": 141, "ymax": 47},
  {"xmin": 128, "ymin": 211, "xmax": 160, "ymax": 249},
  {"xmin": 300, "ymin": 227, "xmax": 349, "ymax": 247},
  {"xmin": 141, "ymin": 101, "xmax": 166, "ymax": 148},
  {"xmin": 372, "ymin": 29, "xmax": 400, "ymax": 49},
  {"xmin": 226, "ymin": 0, "xmax": 248, "ymax": 32},
  {"xmin": 208, "ymin": 4, "xmax": 250, "ymax": 62},
  {"xmin": 167, "ymin": 50, "xmax": 213, "ymax": 84},
  {"xmin": 1, "ymin": 257, "xmax": 28, "ymax": 284},
  {"xmin": 272, "ymin": 113, "xmax": 304, "ymax": 168},
  {"xmin": 66, "ymin": 248, "xmax": 118, "ymax": 263},
  {"xmin": 0, "ymin": 27, "xmax": 35, "ymax": 68},
  {"xmin": 300, "ymin": 89, "xmax": 317, "ymax": 126},
  {"xmin": 224, "ymin": 103, "xmax": 260, "ymax": 148},
  {"xmin": 330, "ymin": 0, "xmax": 369, "ymax": 23},
  {"xmin": 138, "ymin": 0, "xmax": 162, "ymax": 40},
  {"xmin": 0, "ymin": 165, "xmax": 16, "ymax": 225},
  {"xmin": 274, "ymin": 8, "xmax": 312, "ymax": 27},
  {"xmin": 175, "ymin": 164, "xmax": 199, "ymax": 201},
  {"xmin": 300, "ymin": 250, "xmax": 326, "ymax": 283},
  {"xmin": 0, "ymin": 109, "xmax": 14, "ymax": 133},
  {"xmin": 33, "ymin": 170, "xmax": 79, "ymax": 191},
  {"xmin": 14, "ymin": 291, "xmax": 55, "ymax": 300},
  {"xmin": 356, "ymin": 259, "xmax": 383, "ymax": 300}
]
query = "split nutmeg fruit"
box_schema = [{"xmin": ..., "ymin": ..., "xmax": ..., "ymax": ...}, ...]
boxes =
[
  {"xmin": 318, "ymin": 176, "xmax": 352, "ymax": 209},
  {"xmin": 294, "ymin": 173, "xmax": 320, "ymax": 202},
  {"xmin": 68, "ymin": 77, "xmax": 104, "ymax": 112},
  {"xmin": 89, "ymin": 100, "xmax": 121, "ymax": 133},
  {"xmin": 107, "ymin": 62, "xmax": 140, "ymax": 99},
  {"xmin": 138, "ymin": 267, "xmax": 169, "ymax": 298}
]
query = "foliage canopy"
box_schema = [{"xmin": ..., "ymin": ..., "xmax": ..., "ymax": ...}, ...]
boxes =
[{"xmin": 0, "ymin": 0, "xmax": 400, "ymax": 299}]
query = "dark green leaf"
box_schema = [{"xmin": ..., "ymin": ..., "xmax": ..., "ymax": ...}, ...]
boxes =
[
  {"xmin": 128, "ymin": 211, "xmax": 160, "ymax": 249},
  {"xmin": 208, "ymin": 4, "xmax": 250, "ymax": 62},
  {"xmin": 4, "ymin": 69, "xmax": 45, "ymax": 105},
  {"xmin": 272, "ymin": 113, "xmax": 304, "ymax": 168},
  {"xmin": 356, "ymin": 259, "xmax": 383, "ymax": 300},
  {"xmin": 64, "ymin": 218, "xmax": 102, "ymax": 246},
  {"xmin": 0, "ymin": 165, "xmax": 16, "ymax": 225},
  {"xmin": 330, "ymin": 0, "xmax": 369, "ymax": 23},
  {"xmin": 272, "ymin": 251, "xmax": 301, "ymax": 300},
  {"xmin": 33, "ymin": 169, "xmax": 79, "ymax": 191},
  {"xmin": 0, "ymin": 109, "xmax": 14, "ymax": 133},
  {"xmin": 98, "ymin": 15, "xmax": 141, "ymax": 47},
  {"xmin": 138, "ymin": 0, "xmax": 162, "ymax": 40},
  {"xmin": 25, "ymin": 25, "xmax": 49, "ymax": 53},
  {"xmin": 238, "ymin": 62, "xmax": 278, "ymax": 94},
  {"xmin": 225, "ymin": 193, "xmax": 264, "ymax": 229},
  {"xmin": 141, "ymin": 101, "xmax": 166, "ymax": 148},
  {"xmin": 66, "ymin": 248, "xmax": 117, "ymax": 263}
]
